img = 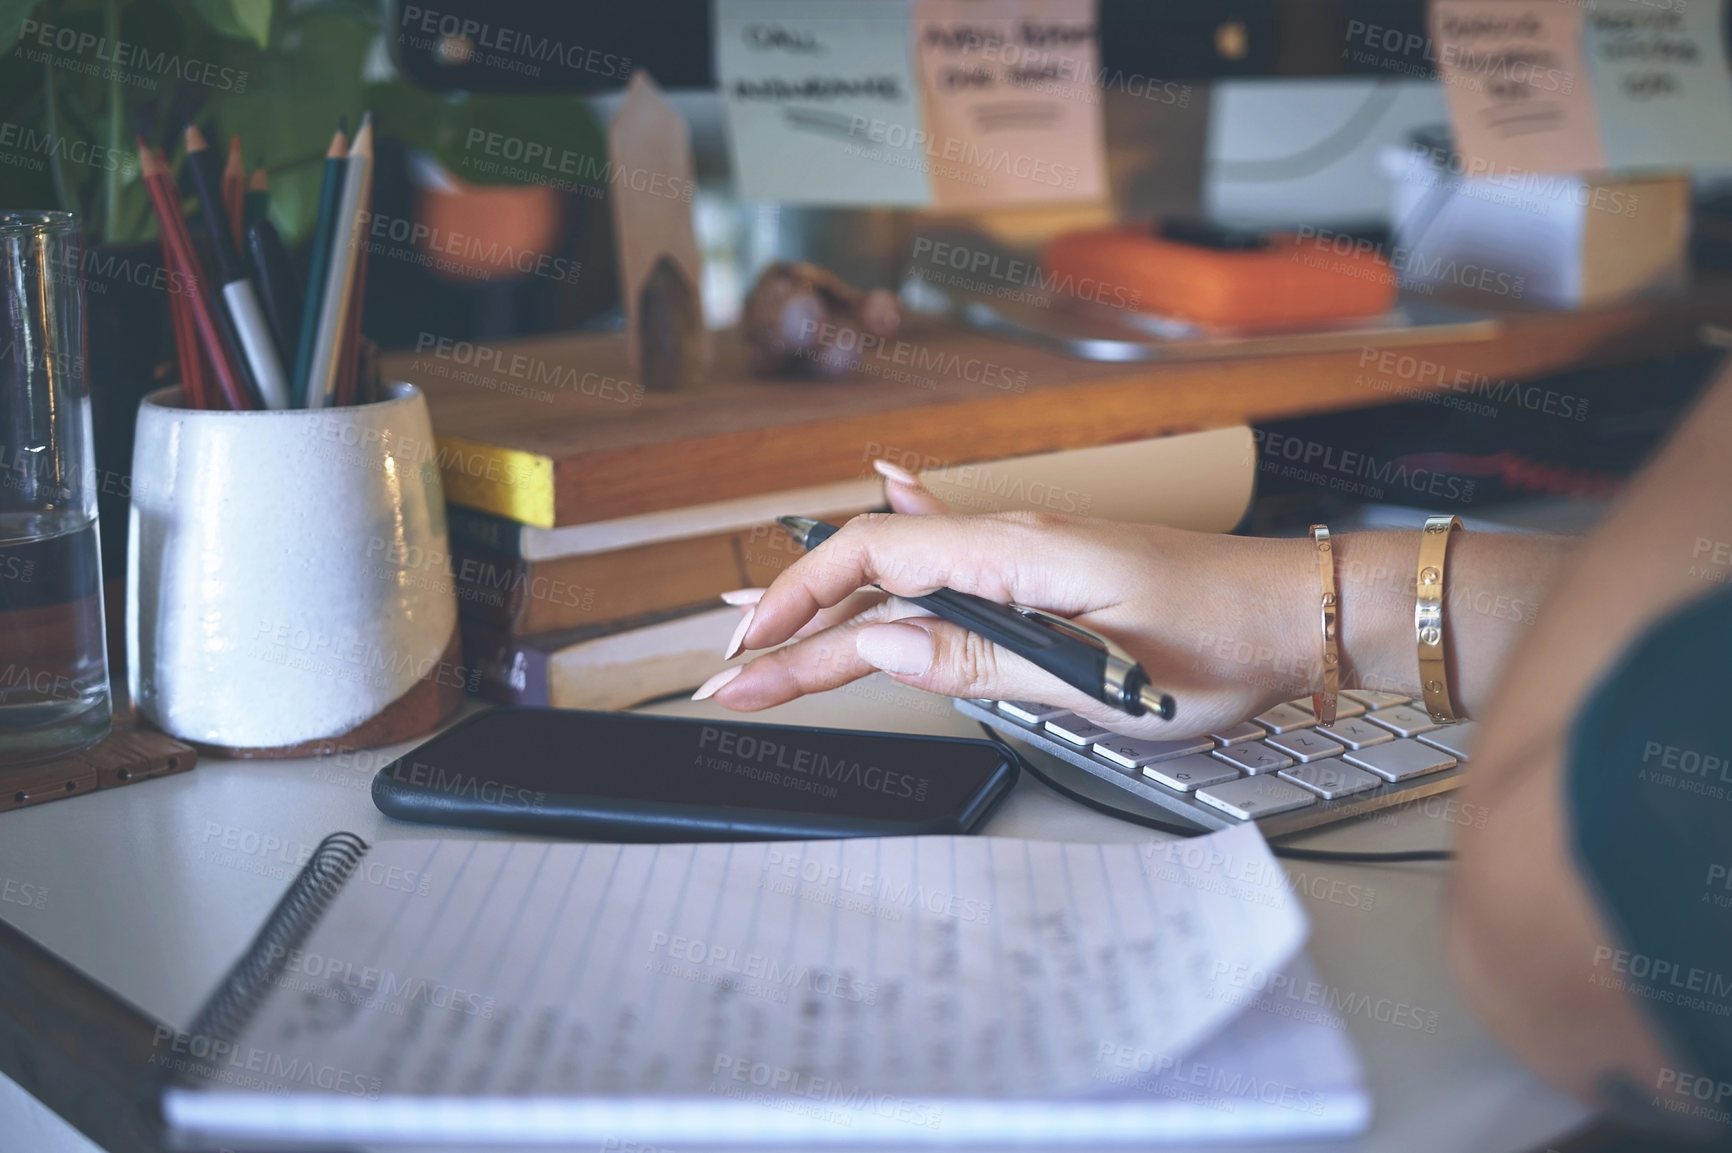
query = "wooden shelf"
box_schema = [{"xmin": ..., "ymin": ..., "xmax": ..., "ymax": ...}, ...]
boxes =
[{"xmin": 385, "ymin": 283, "xmax": 1732, "ymax": 526}]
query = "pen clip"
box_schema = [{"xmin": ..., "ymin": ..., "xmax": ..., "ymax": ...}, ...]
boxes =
[{"xmin": 1009, "ymin": 604, "xmax": 1133, "ymax": 663}]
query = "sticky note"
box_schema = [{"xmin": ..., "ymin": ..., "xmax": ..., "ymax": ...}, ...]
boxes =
[
  {"xmin": 912, "ymin": 0, "xmax": 1108, "ymax": 208},
  {"xmin": 715, "ymin": 0, "xmax": 931, "ymax": 204},
  {"xmin": 1432, "ymin": 0, "xmax": 1732, "ymax": 173}
]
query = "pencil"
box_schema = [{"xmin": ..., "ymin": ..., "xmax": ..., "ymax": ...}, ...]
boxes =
[
  {"xmin": 244, "ymin": 165, "xmax": 268, "ymax": 230},
  {"xmin": 138, "ymin": 142, "xmax": 252, "ymax": 410},
  {"xmin": 334, "ymin": 210, "xmax": 369, "ymax": 407},
  {"xmin": 186, "ymin": 125, "xmax": 288, "ymax": 409},
  {"xmin": 291, "ymin": 126, "xmax": 348, "ymax": 408},
  {"xmin": 159, "ymin": 218, "xmax": 207, "ymax": 409},
  {"xmin": 306, "ymin": 113, "xmax": 372, "ymax": 409},
  {"xmin": 246, "ymin": 215, "xmax": 302, "ymax": 367},
  {"xmin": 222, "ymin": 134, "xmax": 246, "ymax": 253}
]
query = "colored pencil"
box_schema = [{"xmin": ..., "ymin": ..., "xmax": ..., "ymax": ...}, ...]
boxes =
[
  {"xmin": 306, "ymin": 114, "xmax": 372, "ymax": 409},
  {"xmin": 186, "ymin": 125, "xmax": 287, "ymax": 409},
  {"xmin": 291, "ymin": 126, "xmax": 348, "ymax": 408},
  {"xmin": 159, "ymin": 223, "xmax": 206, "ymax": 409},
  {"xmin": 243, "ymin": 165, "xmax": 268, "ymax": 230},
  {"xmin": 222, "ymin": 134, "xmax": 246, "ymax": 253},
  {"xmin": 137, "ymin": 142, "xmax": 251, "ymax": 410},
  {"xmin": 334, "ymin": 211, "xmax": 369, "ymax": 407},
  {"xmin": 246, "ymin": 214, "xmax": 302, "ymax": 368}
]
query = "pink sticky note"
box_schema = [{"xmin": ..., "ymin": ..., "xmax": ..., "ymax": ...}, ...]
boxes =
[
  {"xmin": 913, "ymin": 0, "xmax": 1108, "ymax": 208},
  {"xmin": 1430, "ymin": 0, "xmax": 1603, "ymax": 174}
]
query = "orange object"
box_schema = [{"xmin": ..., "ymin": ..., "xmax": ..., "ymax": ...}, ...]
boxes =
[{"xmin": 1042, "ymin": 227, "xmax": 1397, "ymax": 331}]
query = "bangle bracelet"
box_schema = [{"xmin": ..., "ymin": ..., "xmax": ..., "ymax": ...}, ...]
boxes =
[
  {"xmin": 1415, "ymin": 515, "xmax": 1463, "ymax": 723},
  {"xmin": 1310, "ymin": 524, "xmax": 1339, "ymax": 726}
]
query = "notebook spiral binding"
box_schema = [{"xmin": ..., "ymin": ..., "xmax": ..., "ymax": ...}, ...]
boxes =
[{"xmin": 174, "ymin": 831, "xmax": 369, "ymax": 1074}]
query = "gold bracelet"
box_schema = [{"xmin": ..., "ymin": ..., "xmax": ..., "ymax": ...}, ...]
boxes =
[
  {"xmin": 1415, "ymin": 515, "xmax": 1463, "ymax": 723},
  {"xmin": 1310, "ymin": 524, "xmax": 1339, "ymax": 726}
]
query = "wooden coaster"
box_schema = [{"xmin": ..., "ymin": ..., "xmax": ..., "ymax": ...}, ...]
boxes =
[{"xmin": 1, "ymin": 719, "xmax": 197, "ymax": 814}]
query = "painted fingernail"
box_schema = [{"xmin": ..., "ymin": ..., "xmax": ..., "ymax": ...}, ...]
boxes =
[
  {"xmin": 723, "ymin": 606, "xmax": 756, "ymax": 660},
  {"xmin": 856, "ymin": 622, "xmax": 934, "ymax": 676},
  {"xmin": 872, "ymin": 458, "xmax": 923, "ymax": 488},
  {"xmin": 692, "ymin": 665, "xmax": 744, "ymax": 702},
  {"xmin": 720, "ymin": 588, "xmax": 767, "ymax": 606}
]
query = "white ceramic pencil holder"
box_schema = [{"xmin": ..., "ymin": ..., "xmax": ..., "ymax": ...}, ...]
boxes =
[{"xmin": 127, "ymin": 382, "xmax": 463, "ymax": 755}]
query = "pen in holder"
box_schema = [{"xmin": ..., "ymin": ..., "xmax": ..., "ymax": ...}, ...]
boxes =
[{"xmin": 127, "ymin": 381, "xmax": 463, "ymax": 755}]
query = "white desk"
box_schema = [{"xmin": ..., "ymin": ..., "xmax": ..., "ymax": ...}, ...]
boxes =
[{"xmin": 0, "ymin": 678, "xmax": 1588, "ymax": 1152}]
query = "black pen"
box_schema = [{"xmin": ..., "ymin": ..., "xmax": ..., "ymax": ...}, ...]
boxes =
[{"xmin": 778, "ymin": 516, "xmax": 1176, "ymax": 719}]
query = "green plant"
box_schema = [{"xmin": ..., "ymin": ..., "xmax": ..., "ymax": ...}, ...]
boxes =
[{"xmin": 0, "ymin": 0, "xmax": 603, "ymax": 245}]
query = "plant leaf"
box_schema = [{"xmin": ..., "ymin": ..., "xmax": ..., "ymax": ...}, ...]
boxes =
[
  {"xmin": 0, "ymin": 0, "xmax": 42, "ymax": 56},
  {"xmin": 184, "ymin": 0, "xmax": 271, "ymax": 48}
]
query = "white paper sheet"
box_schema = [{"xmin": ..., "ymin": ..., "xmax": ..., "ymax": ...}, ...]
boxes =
[{"xmin": 163, "ymin": 825, "xmax": 1358, "ymax": 1145}]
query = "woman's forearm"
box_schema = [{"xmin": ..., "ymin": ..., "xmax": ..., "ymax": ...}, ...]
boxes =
[{"xmin": 1306, "ymin": 530, "xmax": 1577, "ymax": 719}]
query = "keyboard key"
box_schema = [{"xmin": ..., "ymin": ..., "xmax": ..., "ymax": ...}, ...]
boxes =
[
  {"xmin": 1044, "ymin": 715, "xmax": 1114, "ymax": 746},
  {"xmin": 1341, "ymin": 689, "xmax": 1410, "ymax": 710},
  {"xmin": 1196, "ymin": 776, "xmax": 1317, "ymax": 820},
  {"xmin": 1343, "ymin": 739, "xmax": 1457, "ymax": 782},
  {"xmin": 1264, "ymin": 729, "xmax": 1346, "ymax": 763},
  {"xmin": 1252, "ymin": 703, "xmax": 1315, "ymax": 734},
  {"xmin": 1418, "ymin": 721, "xmax": 1480, "ymax": 761},
  {"xmin": 1289, "ymin": 695, "xmax": 1366, "ymax": 720},
  {"xmin": 1364, "ymin": 705, "xmax": 1441, "ymax": 739},
  {"xmin": 1212, "ymin": 741, "xmax": 1293, "ymax": 775},
  {"xmin": 1314, "ymin": 716, "xmax": 1394, "ymax": 750},
  {"xmin": 1144, "ymin": 754, "xmax": 1240, "ymax": 793},
  {"xmin": 1280, "ymin": 759, "xmax": 1382, "ymax": 800},
  {"xmin": 1093, "ymin": 735, "xmax": 1214, "ymax": 769},
  {"xmin": 998, "ymin": 700, "xmax": 1067, "ymax": 725},
  {"xmin": 1209, "ymin": 721, "xmax": 1266, "ymax": 746}
]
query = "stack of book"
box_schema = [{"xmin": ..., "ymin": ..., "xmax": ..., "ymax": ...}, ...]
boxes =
[
  {"xmin": 446, "ymin": 480, "xmax": 884, "ymax": 710},
  {"xmin": 386, "ymin": 328, "xmax": 1259, "ymax": 712}
]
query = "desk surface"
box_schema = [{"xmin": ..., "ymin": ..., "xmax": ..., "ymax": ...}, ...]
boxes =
[{"xmin": 0, "ymin": 677, "xmax": 1587, "ymax": 1153}]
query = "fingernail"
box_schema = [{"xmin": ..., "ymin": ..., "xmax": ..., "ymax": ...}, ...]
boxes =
[
  {"xmin": 856, "ymin": 622, "xmax": 934, "ymax": 676},
  {"xmin": 723, "ymin": 606, "xmax": 756, "ymax": 660},
  {"xmin": 691, "ymin": 665, "xmax": 744, "ymax": 702},
  {"xmin": 872, "ymin": 458, "xmax": 923, "ymax": 488},
  {"xmin": 720, "ymin": 588, "xmax": 766, "ymax": 606}
]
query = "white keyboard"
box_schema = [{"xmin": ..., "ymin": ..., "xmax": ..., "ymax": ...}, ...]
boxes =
[{"xmin": 955, "ymin": 690, "xmax": 1475, "ymax": 836}]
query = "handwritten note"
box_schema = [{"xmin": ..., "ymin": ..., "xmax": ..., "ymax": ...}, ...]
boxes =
[
  {"xmin": 715, "ymin": 0, "xmax": 931, "ymax": 204},
  {"xmin": 1432, "ymin": 0, "xmax": 1732, "ymax": 173},
  {"xmin": 165, "ymin": 827, "xmax": 1319, "ymax": 1139},
  {"xmin": 913, "ymin": 0, "xmax": 1107, "ymax": 208}
]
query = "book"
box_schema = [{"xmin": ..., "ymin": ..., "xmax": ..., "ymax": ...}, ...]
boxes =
[
  {"xmin": 444, "ymin": 475, "xmax": 886, "ymax": 561},
  {"xmin": 161, "ymin": 824, "xmax": 1369, "ymax": 1147},
  {"xmin": 463, "ymin": 604, "xmax": 741, "ymax": 710},
  {"xmin": 450, "ymin": 509, "xmax": 872, "ymax": 636}
]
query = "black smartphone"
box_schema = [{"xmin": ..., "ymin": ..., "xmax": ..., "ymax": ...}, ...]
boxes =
[{"xmin": 372, "ymin": 708, "xmax": 1019, "ymax": 841}]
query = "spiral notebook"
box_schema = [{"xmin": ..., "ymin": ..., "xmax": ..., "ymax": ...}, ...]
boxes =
[{"xmin": 160, "ymin": 825, "xmax": 1369, "ymax": 1148}]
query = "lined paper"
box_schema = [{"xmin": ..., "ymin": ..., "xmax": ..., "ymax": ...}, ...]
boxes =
[{"xmin": 165, "ymin": 826, "xmax": 1352, "ymax": 1143}]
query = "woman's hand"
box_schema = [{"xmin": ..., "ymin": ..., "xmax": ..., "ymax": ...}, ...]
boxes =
[{"xmin": 699, "ymin": 466, "xmax": 1322, "ymax": 739}]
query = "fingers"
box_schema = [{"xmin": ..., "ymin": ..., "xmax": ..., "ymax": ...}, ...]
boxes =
[
  {"xmin": 711, "ymin": 611, "xmax": 1187, "ymax": 737},
  {"xmin": 875, "ymin": 459, "xmax": 951, "ymax": 516},
  {"xmin": 707, "ymin": 597, "xmax": 910, "ymax": 710},
  {"xmin": 742, "ymin": 510, "xmax": 1099, "ymax": 655},
  {"xmin": 853, "ymin": 618, "xmax": 1122, "ymax": 720}
]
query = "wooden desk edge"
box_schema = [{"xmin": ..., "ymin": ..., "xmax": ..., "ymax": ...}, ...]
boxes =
[{"xmin": 0, "ymin": 916, "xmax": 171, "ymax": 1152}]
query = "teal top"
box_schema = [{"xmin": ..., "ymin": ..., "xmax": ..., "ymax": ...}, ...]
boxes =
[{"xmin": 1568, "ymin": 585, "xmax": 1732, "ymax": 1125}]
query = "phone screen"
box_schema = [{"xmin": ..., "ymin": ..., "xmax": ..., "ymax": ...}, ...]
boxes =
[{"xmin": 373, "ymin": 708, "xmax": 1019, "ymax": 840}]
